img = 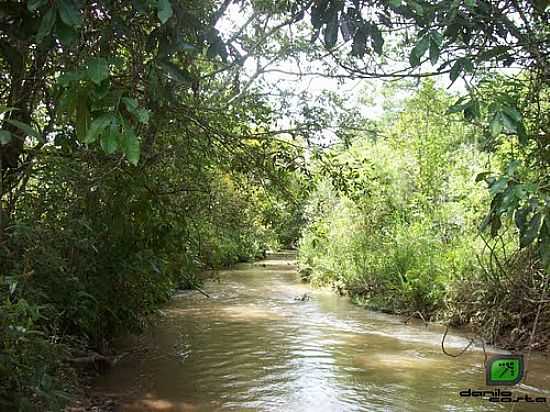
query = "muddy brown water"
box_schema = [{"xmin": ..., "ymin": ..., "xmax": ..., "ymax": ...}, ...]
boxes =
[{"xmin": 94, "ymin": 252, "xmax": 550, "ymax": 411}]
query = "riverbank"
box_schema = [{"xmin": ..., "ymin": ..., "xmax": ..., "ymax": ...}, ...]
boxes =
[{"xmin": 297, "ymin": 244, "xmax": 550, "ymax": 354}]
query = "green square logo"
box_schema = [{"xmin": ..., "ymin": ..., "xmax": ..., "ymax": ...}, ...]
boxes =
[{"xmin": 486, "ymin": 355, "xmax": 524, "ymax": 386}]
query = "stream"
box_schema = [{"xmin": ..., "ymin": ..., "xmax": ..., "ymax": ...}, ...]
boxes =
[{"xmin": 94, "ymin": 252, "xmax": 550, "ymax": 411}]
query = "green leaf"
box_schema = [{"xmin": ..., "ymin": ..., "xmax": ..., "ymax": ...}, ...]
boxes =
[
  {"xmin": 93, "ymin": 81, "xmax": 110, "ymax": 100},
  {"xmin": 389, "ymin": 0, "xmax": 402, "ymax": 6},
  {"xmin": 489, "ymin": 113, "xmax": 503, "ymax": 136},
  {"xmin": 502, "ymin": 106, "xmax": 522, "ymax": 123},
  {"xmin": 429, "ymin": 40, "xmax": 440, "ymax": 65},
  {"xmin": 447, "ymin": 97, "xmax": 468, "ymax": 113},
  {"xmin": 409, "ymin": 35, "xmax": 430, "ymax": 67},
  {"xmin": 477, "ymin": 46, "xmax": 509, "ymax": 62},
  {"xmin": 132, "ymin": 0, "xmax": 148, "ymax": 12},
  {"xmin": 463, "ymin": 99, "xmax": 480, "ymax": 121},
  {"xmin": 515, "ymin": 206, "xmax": 531, "ymax": 232},
  {"xmin": 489, "ymin": 177, "xmax": 508, "ymax": 194},
  {"xmin": 100, "ymin": 123, "xmax": 119, "ymax": 154},
  {"xmin": 465, "ymin": 0, "xmax": 476, "ymax": 7},
  {"xmin": 28, "ymin": 0, "xmax": 48, "ymax": 11},
  {"xmin": 158, "ymin": 60, "xmax": 193, "ymax": 83},
  {"xmin": 121, "ymin": 97, "xmax": 150, "ymax": 123},
  {"xmin": 0, "ymin": 39, "xmax": 24, "ymax": 73},
  {"xmin": 57, "ymin": 0, "xmax": 81, "ymax": 28},
  {"xmin": 86, "ymin": 58, "xmax": 109, "ymax": 85},
  {"xmin": 5, "ymin": 119, "xmax": 42, "ymax": 141},
  {"xmin": 431, "ymin": 31, "xmax": 443, "ymax": 47},
  {"xmin": 412, "ymin": 1, "xmax": 424, "ymax": 16},
  {"xmin": 0, "ymin": 130, "xmax": 12, "ymax": 145},
  {"xmin": 409, "ymin": 49, "xmax": 420, "ymax": 67},
  {"xmin": 520, "ymin": 213, "xmax": 543, "ymax": 248},
  {"xmin": 55, "ymin": 20, "xmax": 78, "ymax": 46},
  {"xmin": 370, "ymin": 25, "xmax": 384, "ymax": 55},
  {"xmin": 462, "ymin": 58, "xmax": 474, "ymax": 73},
  {"xmin": 120, "ymin": 128, "xmax": 141, "ymax": 165},
  {"xmin": 475, "ymin": 172, "xmax": 490, "ymax": 183},
  {"xmin": 75, "ymin": 95, "xmax": 90, "ymax": 140},
  {"xmin": 36, "ymin": 8, "xmax": 56, "ymax": 42},
  {"xmin": 500, "ymin": 111, "xmax": 518, "ymax": 132},
  {"xmin": 449, "ymin": 59, "xmax": 463, "ymax": 82},
  {"xmin": 351, "ymin": 30, "xmax": 367, "ymax": 57},
  {"xmin": 157, "ymin": 0, "xmax": 173, "ymax": 24},
  {"xmin": 517, "ymin": 122, "xmax": 528, "ymax": 145},
  {"xmin": 84, "ymin": 113, "xmax": 113, "ymax": 144},
  {"xmin": 324, "ymin": 13, "xmax": 339, "ymax": 48},
  {"xmin": 57, "ymin": 71, "xmax": 83, "ymax": 86},
  {"xmin": 121, "ymin": 97, "xmax": 138, "ymax": 112},
  {"xmin": 134, "ymin": 108, "xmax": 150, "ymax": 124}
]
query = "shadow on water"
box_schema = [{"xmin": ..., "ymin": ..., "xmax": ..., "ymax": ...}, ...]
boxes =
[{"xmin": 94, "ymin": 252, "xmax": 550, "ymax": 412}]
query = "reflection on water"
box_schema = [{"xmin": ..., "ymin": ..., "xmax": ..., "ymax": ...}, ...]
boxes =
[{"xmin": 95, "ymin": 253, "xmax": 550, "ymax": 411}]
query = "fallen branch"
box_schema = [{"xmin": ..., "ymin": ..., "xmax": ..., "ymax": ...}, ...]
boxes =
[
  {"xmin": 67, "ymin": 352, "xmax": 114, "ymax": 367},
  {"xmin": 194, "ymin": 286, "xmax": 210, "ymax": 298}
]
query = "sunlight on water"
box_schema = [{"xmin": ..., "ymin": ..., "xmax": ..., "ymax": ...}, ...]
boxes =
[{"xmin": 95, "ymin": 253, "xmax": 550, "ymax": 412}]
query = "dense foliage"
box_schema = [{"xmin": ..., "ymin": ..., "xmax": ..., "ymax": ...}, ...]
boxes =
[
  {"xmin": 0, "ymin": 1, "xmax": 307, "ymax": 409},
  {"xmin": 298, "ymin": 79, "xmax": 549, "ymax": 350}
]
